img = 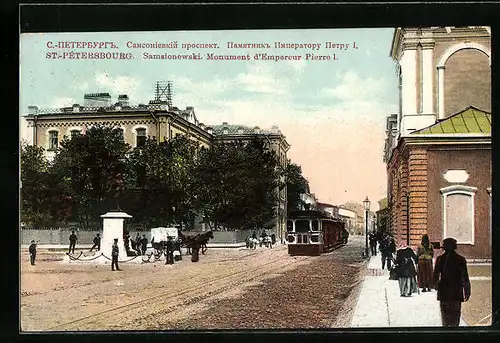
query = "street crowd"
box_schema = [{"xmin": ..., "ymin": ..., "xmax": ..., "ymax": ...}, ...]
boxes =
[{"xmin": 368, "ymin": 232, "xmax": 471, "ymax": 327}]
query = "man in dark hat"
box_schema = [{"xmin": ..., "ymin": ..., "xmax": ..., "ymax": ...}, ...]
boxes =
[
  {"xmin": 165, "ymin": 236, "xmax": 175, "ymax": 265},
  {"xmin": 89, "ymin": 233, "xmax": 101, "ymax": 252},
  {"xmin": 111, "ymin": 238, "xmax": 121, "ymax": 271},
  {"xmin": 369, "ymin": 232, "xmax": 377, "ymax": 256},
  {"xmin": 433, "ymin": 237, "xmax": 470, "ymax": 327},
  {"xmin": 141, "ymin": 235, "xmax": 148, "ymax": 255},
  {"xmin": 68, "ymin": 230, "xmax": 77, "ymax": 254},
  {"xmin": 29, "ymin": 240, "xmax": 37, "ymax": 266}
]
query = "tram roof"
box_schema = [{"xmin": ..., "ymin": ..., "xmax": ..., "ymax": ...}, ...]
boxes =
[{"xmin": 288, "ymin": 210, "xmax": 337, "ymax": 220}]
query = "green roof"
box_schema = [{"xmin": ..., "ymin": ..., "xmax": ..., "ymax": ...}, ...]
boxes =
[{"xmin": 411, "ymin": 106, "xmax": 491, "ymax": 135}]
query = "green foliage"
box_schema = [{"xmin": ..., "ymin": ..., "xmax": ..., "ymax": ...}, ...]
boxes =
[
  {"xmin": 20, "ymin": 143, "xmax": 71, "ymax": 226},
  {"xmin": 123, "ymin": 135, "xmax": 200, "ymax": 228},
  {"xmin": 193, "ymin": 138, "xmax": 280, "ymax": 230},
  {"xmin": 21, "ymin": 128, "xmax": 285, "ymax": 232},
  {"xmin": 285, "ymin": 161, "xmax": 310, "ymax": 212},
  {"xmin": 51, "ymin": 126, "xmax": 130, "ymax": 229}
]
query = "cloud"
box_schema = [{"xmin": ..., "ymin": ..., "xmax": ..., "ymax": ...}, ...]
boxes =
[
  {"xmin": 320, "ymin": 70, "xmax": 385, "ymax": 103},
  {"xmin": 51, "ymin": 96, "xmax": 75, "ymax": 108},
  {"xmin": 235, "ymin": 63, "xmax": 290, "ymax": 96},
  {"xmin": 94, "ymin": 73, "xmax": 144, "ymax": 96},
  {"xmin": 72, "ymin": 81, "xmax": 89, "ymax": 91}
]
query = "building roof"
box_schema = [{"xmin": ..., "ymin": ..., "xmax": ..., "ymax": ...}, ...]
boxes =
[
  {"xmin": 207, "ymin": 122, "xmax": 282, "ymax": 136},
  {"xmin": 411, "ymin": 106, "xmax": 491, "ymax": 135},
  {"xmin": 316, "ymin": 202, "xmax": 337, "ymax": 208}
]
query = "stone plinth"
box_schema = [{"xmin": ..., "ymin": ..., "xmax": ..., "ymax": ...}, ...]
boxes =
[{"xmin": 101, "ymin": 211, "xmax": 132, "ymax": 261}]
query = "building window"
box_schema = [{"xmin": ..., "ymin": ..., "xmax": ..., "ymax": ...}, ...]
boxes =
[
  {"xmin": 116, "ymin": 128, "xmax": 124, "ymax": 141},
  {"xmin": 48, "ymin": 131, "xmax": 58, "ymax": 150},
  {"xmin": 136, "ymin": 128, "xmax": 146, "ymax": 147},
  {"xmin": 70, "ymin": 129, "xmax": 80, "ymax": 139},
  {"xmin": 441, "ymin": 185, "xmax": 478, "ymax": 245}
]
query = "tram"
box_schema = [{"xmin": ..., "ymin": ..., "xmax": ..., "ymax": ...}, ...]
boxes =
[{"xmin": 287, "ymin": 210, "xmax": 348, "ymax": 256}]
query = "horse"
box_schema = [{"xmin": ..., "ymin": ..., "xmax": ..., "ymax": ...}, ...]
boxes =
[
  {"xmin": 262, "ymin": 236, "xmax": 273, "ymax": 248},
  {"xmin": 179, "ymin": 230, "xmax": 214, "ymax": 255},
  {"xmin": 248, "ymin": 237, "xmax": 259, "ymax": 249}
]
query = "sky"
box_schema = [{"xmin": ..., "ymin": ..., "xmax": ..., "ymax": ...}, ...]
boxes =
[{"xmin": 20, "ymin": 28, "xmax": 399, "ymax": 210}]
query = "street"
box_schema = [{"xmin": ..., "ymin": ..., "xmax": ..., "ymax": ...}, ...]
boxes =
[{"xmin": 21, "ymin": 236, "xmax": 366, "ymax": 331}]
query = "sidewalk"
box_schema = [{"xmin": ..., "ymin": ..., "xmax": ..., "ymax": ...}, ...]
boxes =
[{"xmin": 350, "ymin": 254, "xmax": 467, "ymax": 327}]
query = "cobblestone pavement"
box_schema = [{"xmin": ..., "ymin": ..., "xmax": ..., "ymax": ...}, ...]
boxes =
[{"xmin": 21, "ymin": 237, "xmax": 366, "ymax": 331}]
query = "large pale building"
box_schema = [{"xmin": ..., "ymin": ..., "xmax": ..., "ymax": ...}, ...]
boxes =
[
  {"xmin": 21, "ymin": 93, "xmax": 212, "ymax": 161},
  {"xmin": 384, "ymin": 27, "xmax": 491, "ymax": 259}
]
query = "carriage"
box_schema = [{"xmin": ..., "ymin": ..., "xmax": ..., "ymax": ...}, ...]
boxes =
[
  {"xmin": 286, "ymin": 210, "xmax": 349, "ymax": 256},
  {"xmin": 150, "ymin": 227, "xmax": 179, "ymax": 259}
]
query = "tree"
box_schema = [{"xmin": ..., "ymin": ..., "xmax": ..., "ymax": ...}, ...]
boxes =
[
  {"xmin": 51, "ymin": 126, "xmax": 130, "ymax": 230},
  {"xmin": 20, "ymin": 143, "xmax": 71, "ymax": 226},
  {"xmin": 285, "ymin": 161, "xmax": 310, "ymax": 212},
  {"xmin": 193, "ymin": 138, "xmax": 280, "ymax": 231},
  {"xmin": 123, "ymin": 134, "xmax": 200, "ymax": 229}
]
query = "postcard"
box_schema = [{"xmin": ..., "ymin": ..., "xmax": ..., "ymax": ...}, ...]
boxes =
[{"xmin": 19, "ymin": 25, "xmax": 492, "ymax": 331}]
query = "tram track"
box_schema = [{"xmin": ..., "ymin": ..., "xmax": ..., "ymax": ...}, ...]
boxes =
[{"xmin": 45, "ymin": 253, "xmax": 314, "ymax": 331}]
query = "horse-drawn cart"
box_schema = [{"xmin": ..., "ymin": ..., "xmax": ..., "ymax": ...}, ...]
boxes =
[{"xmin": 149, "ymin": 227, "xmax": 179, "ymax": 261}]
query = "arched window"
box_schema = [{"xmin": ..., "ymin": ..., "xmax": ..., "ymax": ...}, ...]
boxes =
[
  {"xmin": 48, "ymin": 130, "xmax": 58, "ymax": 150},
  {"xmin": 440, "ymin": 185, "xmax": 478, "ymax": 245}
]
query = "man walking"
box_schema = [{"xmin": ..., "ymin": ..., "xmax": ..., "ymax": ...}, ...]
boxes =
[
  {"xmin": 165, "ymin": 236, "xmax": 175, "ymax": 265},
  {"xmin": 111, "ymin": 238, "xmax": 121, "ymax": 271},
  {"xmin": 68, "ymin": 230, "xmax": 77, "ymax": 254},
  {"xmin": 433, "ymin": 237, "xmax": 470, "ymax": 327},
  {"xmin": 380, "ymin": 234, "xmax": 392, "ymax": 270},
  {"xmin": 29, "ymin": 240, "xmax": 37, "ymax": 266},
  {"xmin": 141, "ymin": 234, "xmax": 148, "ymax": 255},
  {"xmin": 369, "ymin": 232, "xmax": 377, "ymax": 256},
  {"xmin": 89, "ymin": 233, "xmax": 101, "ymax": 252}
]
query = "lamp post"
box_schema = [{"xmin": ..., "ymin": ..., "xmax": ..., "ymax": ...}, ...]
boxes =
[{"xmin": 363, "ymin": 196, "xmax": 371, "ymax": 258}]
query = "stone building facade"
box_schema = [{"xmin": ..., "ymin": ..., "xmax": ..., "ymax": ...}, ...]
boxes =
[
  {"xmin": 22, "ymin": 94, "xmax": 212, "ymax": 162},
  {"xmin": 384, "ymin": 27, "xmax": 491, "ymax": 259}
]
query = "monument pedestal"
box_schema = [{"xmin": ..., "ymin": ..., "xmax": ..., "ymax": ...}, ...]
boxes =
[{"xmin": 62, "ymin": 211, "xmax": 141, "ymax": 265}]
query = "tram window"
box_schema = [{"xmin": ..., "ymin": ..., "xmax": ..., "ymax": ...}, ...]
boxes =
[
  {"xmin": 295, "ymin": 220, "xmax": 310, "ymax": 232},
  {"xmin": 287, "ymin": 220, "xmax": 294, "ymax": 232},
  {"xmin": 297, "ymin": 235, "xmax": 302, "ymax": 243},
  {"xmin": 311, "ymin": 220, "xmax": 319, "ymax": 231},
  {"xmin": 310, "ymin": 235, "xmax": 319, "ymax": 243}
]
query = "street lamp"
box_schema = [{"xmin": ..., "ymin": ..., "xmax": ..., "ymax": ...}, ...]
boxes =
[{"xmin": 363, "ymin": 196, "xmax": 371, "ymax": 258}]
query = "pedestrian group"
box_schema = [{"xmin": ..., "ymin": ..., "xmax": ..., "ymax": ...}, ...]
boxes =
[{"xmin": 369, "ymin": 231, "xmax": 471, "ymax": 327}]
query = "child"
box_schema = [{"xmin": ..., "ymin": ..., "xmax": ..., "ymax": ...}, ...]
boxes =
[{"xmin": 29, "ymin": 240, "xmax": 37, "ymax": 265}]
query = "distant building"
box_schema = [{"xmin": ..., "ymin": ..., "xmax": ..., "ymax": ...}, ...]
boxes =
[
  {"xmin": 206, "ymin": 122, "xmax": 291, "ymax": 242},
  {"xmin": 384, "ymin": 27, "xmax": 491, "ymax": 259},
  {"xmin": 316, "ymin": 202, "xmax": 339, "ymax": 218},
  {"xmin": 338, "ymin": 207, "xmax": 357, "ymax": 235}
]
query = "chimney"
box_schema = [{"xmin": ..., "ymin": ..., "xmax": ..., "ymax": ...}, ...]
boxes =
[
  {"xmin": 118, "ymin": 94, "xmax": 129, "ymax": 107},
  {"xmin": 28, "ymin": 106, "xmax": 39, "ymax": 114}
]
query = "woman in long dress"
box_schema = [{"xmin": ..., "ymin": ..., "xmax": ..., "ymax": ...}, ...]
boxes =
[
  {"xmin": 395, "ymin": 245, "xmax": 419, "ymax": 297},
  {"xmin": 416, "ymin": 234, "xmax": 434, "ymax": 292}
]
